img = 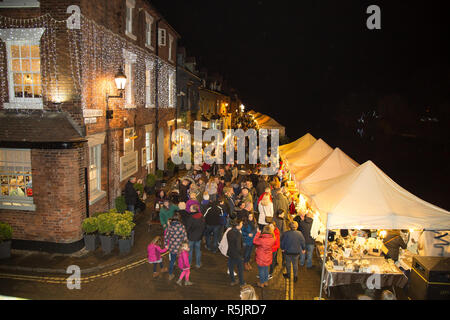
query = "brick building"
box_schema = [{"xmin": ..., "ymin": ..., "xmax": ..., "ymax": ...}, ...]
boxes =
[{"xmin": 0, "ymin": 0, "xmax": 179, "ymax": 253}]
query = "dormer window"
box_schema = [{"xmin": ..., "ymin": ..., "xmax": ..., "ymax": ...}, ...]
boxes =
[
  {"xmin": 145, "ymin": 12, "xmax": 154, "ymax": 50},
  {"xmin": 125, "ymin": 0, "xmax": 136, "ymax": 40}
]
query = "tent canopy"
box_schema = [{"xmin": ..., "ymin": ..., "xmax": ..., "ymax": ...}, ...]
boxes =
[
  {"xmin": 284, "ymin": 139, "xmax": 333, "ymax": 174},
  {"xmin": 279, "ymin": 133, "xmax": 316, "ymax": 157},
  {"xmin": 311, "ymin": 160, "xmax": 450, "ymax": 230},
  {"xmin": 249, "ymin": 110, "xmax": 285, "ymax": 136},
  {"xmin": 296, "ymin": 147, "xmax": 359, "ymax": 194}
]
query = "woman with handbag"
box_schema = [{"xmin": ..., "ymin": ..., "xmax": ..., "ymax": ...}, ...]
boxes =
[{"xmin": 257, "ymin": 193, "xmax": 274, "ymax": 231}]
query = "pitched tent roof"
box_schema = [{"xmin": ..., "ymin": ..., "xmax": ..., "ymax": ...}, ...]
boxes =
[
  {"xmin": 296, "ymin": 148, "xmax": 359, "ymax": 194},
  {"xmin": 279, "ymin": 133, "xmax": 317, "ymax": 157},
  {"xmin": 249, "ymin": 110, "xmax": 285, "ymax": 136},
  {"xmin": 310, "ymin": 160, "xmax": 450, "ymax": 230},
  {"xmin": 284, "ymin": 139, "xmax": 333, "ymax": 175}
]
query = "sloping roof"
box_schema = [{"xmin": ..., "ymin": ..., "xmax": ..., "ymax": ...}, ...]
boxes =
[
  {"xmin": 0, "ymin": 111, "xmax": 85, "ymax": 143},
  {"xmin": 295, "ymin": 147, "xmax": 359, "ymax": 193},
  {"xmin": 284, "ymin": 138, "xmax": 333, "ymax": 171},
  {"xmin": 310, "ymin": 160, "xmax": 450, "ymax": 230},
  {"xmin": 279, "ymin": 133, "xmax": 317, "ymax": 157}
]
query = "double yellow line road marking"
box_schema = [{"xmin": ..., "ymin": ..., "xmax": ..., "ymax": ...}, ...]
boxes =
[{"xmin": 0, "ymin": 257, "xmax": 150, "ymax": 285}]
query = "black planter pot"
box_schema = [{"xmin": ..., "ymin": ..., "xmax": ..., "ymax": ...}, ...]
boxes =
[
  {"xmin": 118, "ymin": 238, "xmax": 132, "ymax": 255},
  {"xmin": 83, "ymin": 234, "xmax": 98, "ymax": 251},
  {"xmin": 99, "ymin": 235, "xmax": 114, "ymax": 254},
  {"xmin": 0, "ymin": 240, "xmax": 11, "ymax": 259}
]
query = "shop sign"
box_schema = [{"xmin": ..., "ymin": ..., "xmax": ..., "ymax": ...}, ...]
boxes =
[
  {"xmin": 120, "ymin": 151, "xmax": 138, "ymax": 181},
  {"xmin": 83, "ymin": 109, "xmax": 103, "ymax": 118},
  {"xmin": 84, "ymin": 117, "xmax": 97, "ymax": 124}
]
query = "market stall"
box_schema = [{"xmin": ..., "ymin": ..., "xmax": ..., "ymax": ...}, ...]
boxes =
[
  {"xmin": 295, "ymin": 147, "xmax": 358, "ymax": 196},
  {"xmin": 277, "ymin": 135, "xmax": 450, "ymax": 299},
  {"xmin": 309, "ymin": 160, "xmax": 450, "ymax": 298}
]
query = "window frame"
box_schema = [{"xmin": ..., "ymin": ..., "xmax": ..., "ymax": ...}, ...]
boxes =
[
  {"xmin": 158, "ymin": 28, "xmax": 166, "ymax": 47},
  {"xmin": 88, "ymin": 144, "xmax": 102, "ymax": 202},
  {"xmin": 125, "ymin": 0, "xmax": 137, "ymax": 41},
  {"xmin": 145, "ymin": 12, "xmax": 154, "ymax": 50},
  {"xmin": 124, "ymin": 127, "xmax": 135, "ymax": 155},
  {"xmin": 168, "ymin": 33, "xmax": 174, "ymax": 62},
  {"xmin": 168, "ymin": 71, "xmax": 175, "ymax": 108},
  {"xmin": 0, "ymin": 148, "xmax": 35, "ymax": 211},
  {"xmin": 145, "ymin": 60, "xmax": 155, "ymax": 108},
  {"xmin": 123, "ymin": 49, "xmax": 137, "ymax": 109},
  {"xmin": 0, "ymin": 28, "xmax": 45, "ymax": 110}
]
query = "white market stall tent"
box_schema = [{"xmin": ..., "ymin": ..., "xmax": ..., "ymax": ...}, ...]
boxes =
[
  {"xmin": 248, "ymin": 110, "xmax": 286, "ymax": 137},
  {"xmin": 296, "ymin": 147, "xmax": 359, "ymax": 195},
  {"xmin": 310, "ymin": 160, "xmax": 450, "ymax": 231},
  {"xmin": 308, "ymin": 160, "xmax": 450, "ymax": 298},
  {"xmin": 279, "ymin": 133, "xmax": 317, "ymax": 158},
  {"xmin": 284, "ymin": 138, "xmax": 333, "ymax": 176}
]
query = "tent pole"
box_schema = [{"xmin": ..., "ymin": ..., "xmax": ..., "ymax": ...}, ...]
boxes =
[{"xmin": 319, "ymin": 228, "xmax": 329, "ymax": 300}]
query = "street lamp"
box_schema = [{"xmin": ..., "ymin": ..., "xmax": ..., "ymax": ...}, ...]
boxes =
[
  {"xmin": 106, "ymin": 67, "xmax": 127, "ymax": 119},
  {"xmin": 105, "ymin": 66, "xmax": 127, "ymax": 210}
]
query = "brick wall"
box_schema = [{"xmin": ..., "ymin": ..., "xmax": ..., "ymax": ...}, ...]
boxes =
[{"xmin": 0, "ymin": 147, "xmax": 86, "ymax": 243}]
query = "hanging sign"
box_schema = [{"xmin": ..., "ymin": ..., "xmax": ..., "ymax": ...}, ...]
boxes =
[{"xmin": 120, "ymin": 151, "xmax": 138, "ymax": 181}]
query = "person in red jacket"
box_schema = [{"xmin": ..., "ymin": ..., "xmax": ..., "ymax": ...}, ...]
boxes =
[
  {"xmin": 269, "ymin": 222, "xmax": 280, "ymax": 278},
  {"xmin": 253, "ymin": 225, "xmax": 275, "ymax": 288}
]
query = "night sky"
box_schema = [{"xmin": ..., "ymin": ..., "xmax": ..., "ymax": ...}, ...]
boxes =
[
  {"xmin": 151, "ymin": 0, "xmax": 449, "ymax": 139},
  {"xmin": 150, "ymin": 0, "xmax": 450, "ymax": 209}
]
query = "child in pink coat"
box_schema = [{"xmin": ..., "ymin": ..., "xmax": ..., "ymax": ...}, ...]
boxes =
[
  {"xmin": 176, "ymin": 242, "xmax": 193, "ymax": 286},
  {"xmin": 147, "ymin": 236, "xmax": 168, "ymax": 278}
]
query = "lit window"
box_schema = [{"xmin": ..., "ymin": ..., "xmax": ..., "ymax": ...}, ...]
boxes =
[
  {"xmin": 145, "ymin": 60, "xmax": 154, "ymax": 108},
  {"xmin": 0, "ymin": 149, "xmax": 34, "ymax": 210},
  {"xmin": 123, "ymin": 49, "xmax": 136, "ymax": 108},
  {"xmin": 89, "ymin": 145, "xmax": 101, "ymax": 198},
  {"xmin": 0, "ymin": 28, "xmax": 45, "ymax": 109},
  {"xmin": 168, "ymin": 72, "xmax": 175, "ymax": 108},
  {"xmin": 124, "ymin": 128, "xmax": 135, "ymax": 154},
  {"xmin": 125, "ymin": 0, "xmax": 136, "ymax": 40}
]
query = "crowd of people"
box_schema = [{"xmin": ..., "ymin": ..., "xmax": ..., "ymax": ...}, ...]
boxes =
[{"xmin": 146, "ymin": 162, "xmax": 316, "ymax": 289}]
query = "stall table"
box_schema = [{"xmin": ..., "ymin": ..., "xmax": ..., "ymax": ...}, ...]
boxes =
[{"xmin": 322, "ymin": 257, "xmax": 408, "ymax": 296}]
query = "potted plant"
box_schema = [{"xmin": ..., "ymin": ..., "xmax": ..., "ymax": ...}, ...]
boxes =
[
  {"xmin": 97, "ymin": 213, "xmax": 115, "ymax": 254},
  {"xmin": 0, "ymin": 221, "xmax": 13, "ymax": 259},
  {"xmin": 115, "ymin": 196, "xmax": 127, "ymax": 213},
  {"xmin": 145, "ymin": 173, "xmax": 156, "ymax": 195},
  {"xmin": 155, "ymin": 169, "xmax": 164, "ymax": 189},
  {"xmin": 122, "ymin": 211, "xmax": 135, "ymax": 246},
  {"xmin": 81, "ymin": 217, "xmax": 99, "ymax": 251},
  {"xmin": 114, "ymin": 220, "xmax": 133, "ymax": 255}
]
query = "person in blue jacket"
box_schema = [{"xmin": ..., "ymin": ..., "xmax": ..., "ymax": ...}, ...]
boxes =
[{"xmin": 242, "ymin": 212, "xmax": 258, "ymax": 271}]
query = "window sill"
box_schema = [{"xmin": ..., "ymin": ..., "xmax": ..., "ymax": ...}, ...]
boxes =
[
  {"xmin": 89, "ymin": 190, "xmax": 106, "ymax": 206},
  {"xmin": 125, "ymin": 104, "xmax": 136, "ymax": 109},
  {"xmin": 125, "ymin": 31, "xmax": 137, "ymax": 41},
  {"xmin": 0, "ymin": 202, "xmax": 36, "ymax": 211},
  {"xmin": 145, "ymin": 43, "xmax": 154, "ymax": 51},
  {"xmin": 3, "ymin": 101, "xmax": 43, "ymax": 110},
  {"xmin": 145, "ymin": 104, "xmax": 155, "ymax": 108}
]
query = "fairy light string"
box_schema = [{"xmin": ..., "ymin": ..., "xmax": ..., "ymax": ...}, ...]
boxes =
[{"xmin": 0, "ymin": 12, "xmax": 176, "ymax": 112}]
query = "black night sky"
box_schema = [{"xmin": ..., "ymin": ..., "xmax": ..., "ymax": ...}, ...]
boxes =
[{"xmin": 151, "ymin": 0, "xmax": 450, "ymax": 208}]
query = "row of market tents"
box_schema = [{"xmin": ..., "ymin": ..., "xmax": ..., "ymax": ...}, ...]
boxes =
[{"xmin": 278, "ymin": 133, "xmax": 450, "ymax": 231}]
